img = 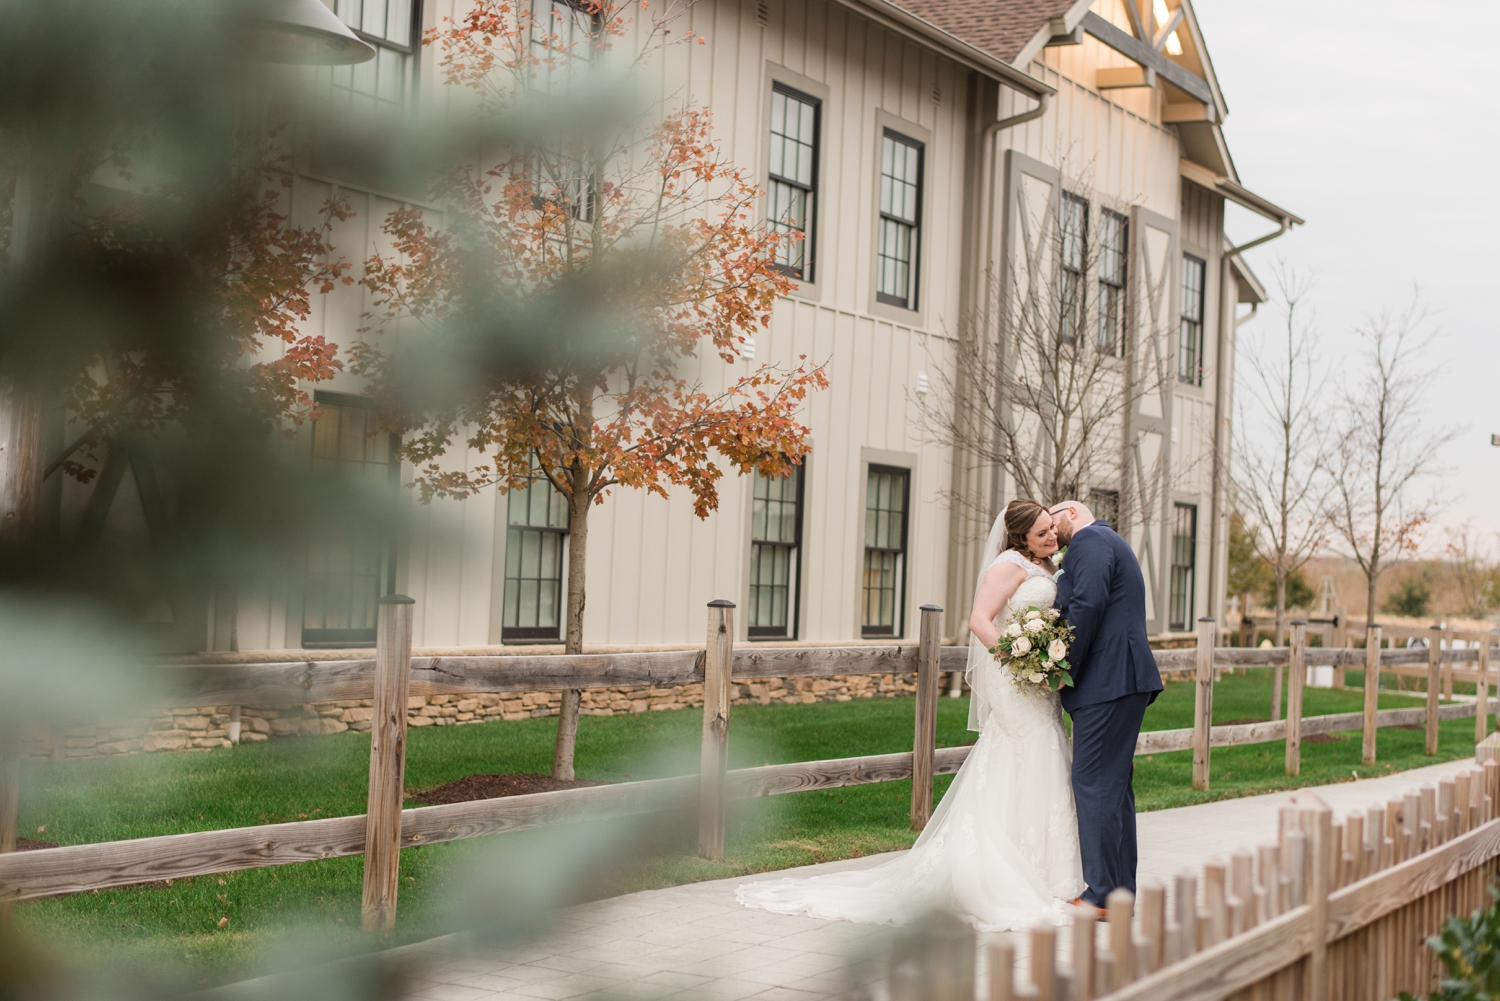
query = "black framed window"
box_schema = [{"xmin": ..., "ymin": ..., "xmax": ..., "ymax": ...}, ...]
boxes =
[
  {"xmin": 1169, "ymin": 502, "xmax": 1197, "ymax": 631},
  {"xmin": 332, "ymin": 0, "xmax": 421, "ymax": 113},
  {"xmin": 876, "ymin": 131, "xmax": 923, "ymax": 308},
  {"xmin": 767, "ymin": 84, "xmax": 820, "ymax": 280},
  {"xmin": 861, "ymin": 466, "xmax": 909, "ymax": 637},
  {"xmin": 529, "ymin": 0, "xmax": 595, "ymax": 64},
  {"xmin": 1089, "ymin": 488, "xmax": 1120, "ymax": 530},
  {"xmin": 1179, "ymin": 254, "xmax": 1206, "ymax": 386},
  {"xmin": 1097, "ymin": 209, "xmax": 1128, "ymax": 356},
  {"xmin": 527, "ymin": 0, "xmax": 598, "ymax": 219},
  {"xmin": 303, "ymin": 394, "xmax": 400, "ymax": 648},
  {"xmin": 748, "ymin": 466, "xmax": 804, "ymax": 638},
  {"xmin": 1059, "ymin": 192, "xmax": 1088, "ymax": 344},
  {"xmin": 502, "ymin": 463, "xmax": 570, "ymax": 642}
]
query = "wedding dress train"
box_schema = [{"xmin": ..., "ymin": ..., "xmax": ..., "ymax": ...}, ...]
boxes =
[{"xmin": 735, "ymin": 549, "xmax": 1084, "ymax": 931}]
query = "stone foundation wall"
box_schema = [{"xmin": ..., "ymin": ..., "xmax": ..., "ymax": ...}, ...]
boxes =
[{"xmin": 21, "ymin": 672, "xmax": 926, "ymax": 761}]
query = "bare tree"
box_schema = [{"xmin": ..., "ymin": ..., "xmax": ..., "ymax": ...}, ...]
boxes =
[
  {"xmin": 1327, "ymin": 296, "xmax": 1460, "ymax": 629},
  {"xmin": 920, "ymin": 185, "xmax": 1168, "ymax": 534},
  {"xmin": 1233, "ymin": 267, "xmax": 1331, "ymax": 645},
  {"xmin": 1444, "ymin": 523, "xmax": 1499, "ymax": 620}
]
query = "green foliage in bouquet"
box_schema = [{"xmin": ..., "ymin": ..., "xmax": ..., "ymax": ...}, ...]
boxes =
[
  {"xmin": 1399, "ymin": 885, "xmax": 1500, "ymax": 1001},
  {"xmin": 989, "ymin": 607, "xmax": 1075, "ymax": 692}
]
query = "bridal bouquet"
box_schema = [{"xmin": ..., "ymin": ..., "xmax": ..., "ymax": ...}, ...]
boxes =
[{"xmin": 990, "ymin": 607, "xmax": 1075, "ymax": 691}]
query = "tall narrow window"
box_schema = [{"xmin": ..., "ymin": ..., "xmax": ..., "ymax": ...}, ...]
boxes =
[
  {"xmin": 1088, "ymin": 488, "xmax": 1120, "ymax": 530},
  {"xmin": 748, "ymin": 466, "xmax": 804, "ymax": 638},
  {"xmin": 1169, "ymin": 502, "xmax": 1198, "ymax": 631},
  {"xmin": 1180, "ymin": 254, "xmax": 1206, "ymax": 385},
  {"xmin": 303, "ymin": 395, "xmax": 399, "ymax": 647},
  {"xmin": 1097, "ymin": 209, "xmax": 1128, "ymax": 356},
  {"xmin": 876, "ymin": 131, "xmax": 923, "ymax": 308},
  {"xmin": 767, "ymin": 85, "xmax": 820, "ymax": 280},
  {"xmin": 332, "ymin": 1, "xmax": 420, "ymax": 114},
  {"xmin": 1059, "ymin": 192, "xmax": 1088, "ymax": 344},
  {"xmin": 502, "ymin": 464, "xmax": 570, "ymax": 642},
  {"xmin": 862, "ymin": 466, "xmax": 909, "ymax": 637},
  {"xmin": 528, "ymin": 0, "xmax": 597, "ymax": 218}
]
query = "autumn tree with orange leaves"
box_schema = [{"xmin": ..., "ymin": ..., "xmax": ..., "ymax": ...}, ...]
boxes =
[
  {"xmin": 356, "ymin": 0, "xmax": 826, "ymax": 778},
  {"xmin": 45, "ymin": 150, "xmax": 352, "ymax": 491}
]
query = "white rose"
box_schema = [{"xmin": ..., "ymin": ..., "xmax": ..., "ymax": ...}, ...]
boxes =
[
  {"xmin": 1028, "ymin": 672, "xmax": 1045, "ymax": 684},
  {"xmin": 1006, "ymin": 622, "xmax": 1024, "ymax": 638},
  {"xmin": 1048, "ymin": 639, "xmax": 1068, "ymax": 661},
  {"xmin": 1012, "ymin": 636, "xmax": 1032, "ymax": 655},
  {"xmin": 1025, "ymin": 609, "xmax": 1042, "ymax": 621},
  {"xmin": 1024, "ymin": 618, "xmax": 1044, "ymax": 633}
]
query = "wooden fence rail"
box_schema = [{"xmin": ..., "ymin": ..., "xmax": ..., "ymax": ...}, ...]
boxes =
[
  {"xmin": 2, "ymin": 605, "xmax": 1498, "ymax": 929},
  {"xmin": 152, "ymin": 636, "xmax": 1495, "ymax": 709}
]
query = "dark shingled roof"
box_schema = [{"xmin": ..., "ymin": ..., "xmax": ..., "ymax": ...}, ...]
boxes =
[{"xmin": 894, "ymin": 0, "xmax": 1079, "ymax": 65}]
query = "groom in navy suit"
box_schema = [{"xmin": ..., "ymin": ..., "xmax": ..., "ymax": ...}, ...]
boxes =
[{"xmin": 1049, "ymin": 500, "xmax": 1163, "ymax": 908}]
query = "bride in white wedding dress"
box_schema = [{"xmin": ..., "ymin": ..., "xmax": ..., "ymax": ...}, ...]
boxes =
[{"xmin": 736, "ymin": 500, "xmax": 1084, "ymax": 930}]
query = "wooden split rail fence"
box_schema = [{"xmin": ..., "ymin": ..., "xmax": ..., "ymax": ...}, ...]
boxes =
[
  {"xmin": 901, "ymin": 743, "xmax": 1500, "ymax": 1001},
  {"xmin": 0, "ymin": 605, "xmax": 1496, "ymax": 929}
]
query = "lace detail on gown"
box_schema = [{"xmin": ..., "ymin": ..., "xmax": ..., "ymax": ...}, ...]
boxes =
[{"xmin": 735, "ymin": 549, "xmax": 1085, "ymax": 931}]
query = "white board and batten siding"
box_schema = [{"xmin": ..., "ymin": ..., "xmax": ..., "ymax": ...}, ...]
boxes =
[{"xmin": 214, "ymin": 0, "xmax": 1242, "ymax": 651}]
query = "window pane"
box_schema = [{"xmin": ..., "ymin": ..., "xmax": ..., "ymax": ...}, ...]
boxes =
[
  {"xmin": 502, "ymin": 458, "xmax": 568, "ymax": 638},
  {"xmin": 749, "ymin": 466, "xmax": 803, "ymax": 636},
  {"xmin": 862, "ymin": 467, "xmax": 908, "ymax": 635},
  {"xmin": 1179, "ymin": 255, "xmax": 1206, "ymax": 385},
  {"xmin": 1170, "ymin": 503, "xmax": 1197, "ymax": 630},
  {"xmin": 305, "ymin": 397, "xmax": 395, "ymax": 643},
  {"xmin": 768, "ymin": 86, "xmax": 819, "ymax": 279}
]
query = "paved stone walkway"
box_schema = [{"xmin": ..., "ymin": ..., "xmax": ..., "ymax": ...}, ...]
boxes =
[{"xmin": 221, "ymin": 759, "xmax": 1479, "ymax": 1001}]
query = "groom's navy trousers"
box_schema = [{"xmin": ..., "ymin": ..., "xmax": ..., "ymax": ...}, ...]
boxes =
[
  {"xmin": 1055, "ymin": 521, "xmax": 1162, "ymax": 906},
  {"xmin": 1070, "ymin": 692, "xmax": 1152, "ymax": 905}
]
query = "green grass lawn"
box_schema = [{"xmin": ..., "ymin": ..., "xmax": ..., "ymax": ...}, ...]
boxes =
[{"xmin": 10, "ymin": 669, "xmax": 1484, "ymax": 985}]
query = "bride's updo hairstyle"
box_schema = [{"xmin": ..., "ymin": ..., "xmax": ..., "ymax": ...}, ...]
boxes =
[{"xmin": 1002, "ymin": 498, "xmax": 1049, "ymax": 558}]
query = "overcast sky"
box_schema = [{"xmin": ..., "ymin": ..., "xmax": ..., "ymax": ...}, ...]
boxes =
[{"xmin": 1193, "ymin": 0, "xmax": 1500, "ymax": 550}]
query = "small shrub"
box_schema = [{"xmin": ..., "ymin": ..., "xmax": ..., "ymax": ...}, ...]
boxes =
[
  {"xmin": 1400, "ymin": 885, "xmax": 1500, "ymax": 1000},
  {"xmin": 1384, "ymin": 577, "xmax": 1433, "ymax": 619}
]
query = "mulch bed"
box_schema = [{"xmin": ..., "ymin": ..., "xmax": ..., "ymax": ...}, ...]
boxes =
[
  {"xmin": 407, "ymin": 773, "xmax": 612, "ymax": 806},
  {"xmin": 17, "ymin": 837, "xmax": 58, "ymax": 851}
]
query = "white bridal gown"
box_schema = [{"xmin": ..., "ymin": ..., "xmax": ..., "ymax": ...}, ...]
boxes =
[{"xmin": 735, "ymin": 549, "xmax": 1084, "ymax": 931}]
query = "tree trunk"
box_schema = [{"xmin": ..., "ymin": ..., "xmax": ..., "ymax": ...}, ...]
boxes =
[
  {"xmin": 552, "ymin": 468, "xmax": 591, "ymax": 781},
  {"xmin": 1366, "ymin": 570, "xmax": 1379, "ymax": 633},
  {"xmin": 1274, "ymin": 572, "xmax": 1287, "ymax": 647},
  {"xmin": 0, "ymin": 381, "xmax": 44, "ymax": 544}
]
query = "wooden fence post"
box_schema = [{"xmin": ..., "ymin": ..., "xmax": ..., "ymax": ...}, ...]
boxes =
[
  {"xmin": 911, "ymin": 605, "xmax": 943, "ymax": 830},
  {"xmin": 1192, "ymin": 617, "xmax": 1215, "ymax": 791},
  {"xmin": 0, "ymin": 726, "xmax": 17, "ymax": 930},
  {"xmin": 1363, "ymin": 624, "xmax": 1381, "ymax": 766},
  {"xmin": 1332, "ymin": 607, "xmax": 1348, "ymax": 686},
  {"xmin": 1286, "ymin": 622, "xmax": 1306, "ymax": 777},
  {"xmin": 1303, "ymin": 794, "xmax": 1333, "ymax": 1001},
  {"xmin": 361, "ymin": 594, "xmax": 414, "ymax": 933},
  {"xmin": 699, "ymin": 600, "xmax": 735, "ymax": 861},
  {"xmin": 1442, "ymin": 626, "xmax": 1455, "ymax": 700},
  {"xmin": 1478, "ymin": 631, "xmax": 1492, "ymax": 744},
  {"xmin": 1426, "ymin": 624, "xmax": 1442, "ymax": 756}
]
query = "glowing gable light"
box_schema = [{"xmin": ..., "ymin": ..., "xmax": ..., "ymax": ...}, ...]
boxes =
[
  {"xmin": 1166, "ymin": 31, "xmax": 1183, "ymax": 55},
  {"xmin": 1151, "ymin": 0, "xmax": 1170, "ymax": 25}
]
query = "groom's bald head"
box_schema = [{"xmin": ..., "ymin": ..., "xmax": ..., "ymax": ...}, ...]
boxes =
[{"xmin": 1048, "ymin": 500, "xmax": 1094, "ymax": 546}]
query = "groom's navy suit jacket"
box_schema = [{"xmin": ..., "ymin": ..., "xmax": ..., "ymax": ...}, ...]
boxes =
[{"xmin": 1055, "ymin": 521, "xmax": 1163, "ymax": 713}]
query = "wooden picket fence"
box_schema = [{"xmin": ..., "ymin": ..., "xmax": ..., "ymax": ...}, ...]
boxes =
[
  {"xmin": 909, "ymin": 743, "xmax": 1500, "ymax": 1001},
  {"xmin": 0, "ymin": 603, "xmax": 1496, "ymax": 934}
]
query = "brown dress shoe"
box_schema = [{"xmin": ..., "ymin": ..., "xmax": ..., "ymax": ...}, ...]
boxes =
[{"xmin": 1071, "ymin": 898, "xmax": 1108, "ymax": 920}]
